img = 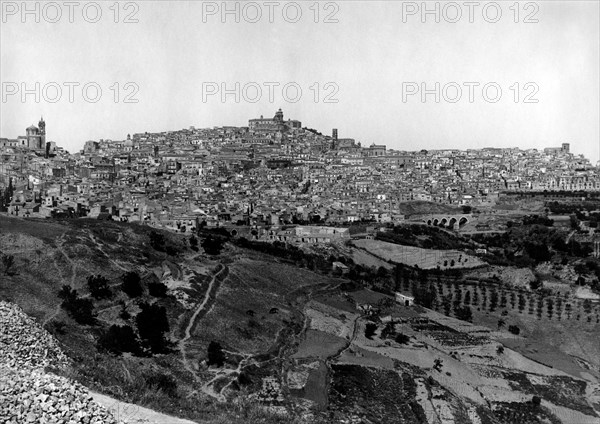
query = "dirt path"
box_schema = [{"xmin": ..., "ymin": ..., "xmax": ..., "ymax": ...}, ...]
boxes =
[
  {"xmin": 179, "ymin": 264, "xmax": 228, "ymax": 385},
  {"xmin": 86, "ymin": 230, "xmax": 128, "ymax": 272},
  {"xmin": 43, "ymin": 233, "xmax": 79, "ymax": 327},
  {"xmin": 91, "ymin": 391, "xmax": 198, "ymax": 424}
]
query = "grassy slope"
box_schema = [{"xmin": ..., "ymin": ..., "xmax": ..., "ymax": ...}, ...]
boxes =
[
  {"xmin": 2, "ymin": 215, "xmax": 598, "ymax": 423},
  {"xmin": 0, "ymin": 216, "xmax": 341, "ymax": 422}
]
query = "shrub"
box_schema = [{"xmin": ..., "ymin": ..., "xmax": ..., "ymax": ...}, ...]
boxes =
[
  {"xmin": 455, "ymin": 306, "xmax": 473, "ymax": 322},
  {"xmin": 87, "ymin": 275, "xmax": 112, "ymax": 299},
  {"xmin": 149, "ymin": 231, "xmax": 165, "ymax": 251},
  {"xmin": 136, "ymin": 302, "xmax": 170, "ymax": 353},
  {"xmin": 148, "ymin": 281, "xmax": 168, "ymax": 297},
  {"xmin": 58, "ymin": 285, "xmax": 96, "ymax": 325},
  {"xmin": 46, "ymin": 320, "xmax": 67, "ymax": 335},
  {"xmin": 189, "ymin": 234, "xmax": 199, "ymax": 251},
  {"xmin": 98, "ymin": 325, "xmax": 141, "ymax": 355},
  {"xmin": 119, "ymin": 304, "xmax": 131, "ymax": 320},
  {"xmin": 145, "ymin": 372, "xmax": 178, "ymax": 398},
  {"xmin": 207, "ymin": 341, "xmax": 225, "ymax": 367},
  {"xmin": 364, "ymin": 323, "xmax": 378, "ymax": 339},
  {"xmin": 531, "ymin": 395, "xmax": 542, "ymax": 406},
  {"xmin": 395, "ymin": 333, "xmax": 410, "ymax": 344},
  {"xmin": 121, "ymin": 271, "xmax": 143, "ymax": 298},
  {"xmin": 2, "ymin": 254, "xmax": 14, "ymax": 275},
  {"xmin": 508, "ymin": 325, "xmax": 521, "ymax": 335},
  {"xmin": 202, "ymin": 235, "xmax": 225, "ymax": 255}
]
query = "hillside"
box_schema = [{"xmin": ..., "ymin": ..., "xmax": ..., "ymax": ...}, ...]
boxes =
[{"xmin": 1, "ymin": 215, "xmax": 599, "ymax": 423}]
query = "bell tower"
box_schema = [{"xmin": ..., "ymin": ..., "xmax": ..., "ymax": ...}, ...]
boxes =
[{"xmin": 38, "ymin": 117, "xmax": 46, "ymax": 148}]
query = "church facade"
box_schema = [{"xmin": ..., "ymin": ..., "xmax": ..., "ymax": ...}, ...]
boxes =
[
  {"xmin": 248, "ymin": 109, "xmax": 301, "ymax": 133},
  {"xmin": 0, "ymin": 117, "xmax": 46, "ymax": 151}
]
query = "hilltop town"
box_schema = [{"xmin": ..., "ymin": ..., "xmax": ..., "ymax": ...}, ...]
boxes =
[
  {"xmin": 1, "ymin": 110, "xmax": 599, "ymax": 235},
  {"xmin": 2, "ymin": 111, "xmax": 600, "ymax": 424}
]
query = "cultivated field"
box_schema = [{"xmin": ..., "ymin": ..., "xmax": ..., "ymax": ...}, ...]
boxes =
[{"xmin": 353, "ymin": 239, "xmax": 486, "ymax": 269}]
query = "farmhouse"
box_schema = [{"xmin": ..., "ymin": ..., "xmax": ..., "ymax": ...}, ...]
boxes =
[
  {"xmin": 332, "ymin": 261, "xmax": 349, "ymax": 274},
  {"xmin": 395, "ymin": 292, "xmax": 414, "ymax": 306}
]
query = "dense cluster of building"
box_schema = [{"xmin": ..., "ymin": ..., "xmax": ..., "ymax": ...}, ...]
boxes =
[{"xmin": 1, "ymin": 110, "xmax": 599, "ymax": 234}]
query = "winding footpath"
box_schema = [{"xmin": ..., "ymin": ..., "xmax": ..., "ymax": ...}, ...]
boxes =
[{"xmin": 178, "ymin": 264, "xmax": 228, "ymax": 385}]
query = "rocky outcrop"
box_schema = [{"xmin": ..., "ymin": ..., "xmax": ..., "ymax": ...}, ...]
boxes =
[
  {"xmin": 0, "ymin": 300, "xmax": 124, "ymax": 424},
  {"xmin": 0, "ymin": 301, "xmax": 70, "ymax": 370}
]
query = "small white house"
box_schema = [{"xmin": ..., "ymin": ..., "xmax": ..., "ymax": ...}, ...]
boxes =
[{"xmin": 395, "ymin": 292, "xmax": 414, "ymax": 306}]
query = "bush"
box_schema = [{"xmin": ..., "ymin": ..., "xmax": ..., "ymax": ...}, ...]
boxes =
[
  {"xmin": 364, "ymin": 323, "xmax": 378, "ymax": 339},
  {"xmin": 121, "ymin": 271, "xmax": 143, "ymax": 298},
  {"xmin": 87, "ymin": 275, "xmax": 112, "ymax": 299},
  {"xmin": 136, "ymin": 302, "xmax": 170, "ymax": 353},
  {"xmin": 508, "ymin": 325, "xmax": 521, "ymax": 335},
  {"xmin": 98, "ymin": 324, "xmax": 141, "ymax": 355},
  {"xmin": 202, "ymin": 235, "xmax": 225, "ymax": 255},
  {"xmin": 119, "ymin": 304, "xmax": 131, "ymax": 320},
  {"xmin": 58, "ymin": 285, "xmax": 96, "ymax": 325},
  {"xmin": 2, "ymin": 254, "xmax": 14, "ymax": 275},
  {"xmin": 145, "ymin": 372, "xmax": 178, "ymax": 398},
  {"xmin": 46, "ymin": 320, "xmax": 67, "ymax": 335},
  {"xmin": 531, "ymin": 395, "xmax": 542, "ymax": 406},
  {"xmin": 395, "ymin": 333, "xmax": 410, "ymax": 344},
  {"xmin": 149, "ymin": 231, "xmax": 166, "ymax": 251},
  {"xmin": 148, "ymin": 281, "xmax": 168, "ymax": 297},
  {"xmin": 207, "ymin": 341, "xmax": 225, "ymax": 367},
  {"xmin": 455, "ymin": 306, "xmax": 473, "ymax": 322},
  {"xmin": 189, "ymin": 235, "xmax": 199, "ymax": 252}
]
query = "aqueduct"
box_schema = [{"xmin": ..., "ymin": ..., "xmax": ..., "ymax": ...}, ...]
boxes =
[{"xmin": 421, "ymin": 214, "xmax": 471, "ymax": 230}]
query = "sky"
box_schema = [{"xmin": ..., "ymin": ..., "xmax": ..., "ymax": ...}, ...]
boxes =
[{"xmin": 1, "ymin": 0, "xmax": 599, "ymax": 162}]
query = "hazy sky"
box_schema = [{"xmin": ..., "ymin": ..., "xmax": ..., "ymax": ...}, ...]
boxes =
[{"xmin": 1, "ymin": 1, "xmax": 599, "ymax": 161}]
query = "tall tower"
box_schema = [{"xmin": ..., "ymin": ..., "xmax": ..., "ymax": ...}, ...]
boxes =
[
  {"xmin": 38, "ymin": 117, "xmax": 46, "ymax": 148},
  {"xmin": 274, "ymin": 108, "xmax": 284, "ymax": 122}
]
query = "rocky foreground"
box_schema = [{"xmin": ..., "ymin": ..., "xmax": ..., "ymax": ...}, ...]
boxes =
[{"xmin": 0, "ymin": 301, "xmax": 124, "ymax": 424}]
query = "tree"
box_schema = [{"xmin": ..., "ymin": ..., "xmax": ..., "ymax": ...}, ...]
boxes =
[
  {"xmin": 489, "ymin": 289, "xmax": 499, "ymax": 312},
  {"xmin": 508, "ymin": 325, "xmax": 520, "ymax": 335},
  {"xmin": 433, "ymin": 358, "xmax": 443, "ymax": 372},
  {"xmin": 202, "ymin": 235, "xmax": 225, "ymax": 255},
  {"xmin": 2, "ymin": 254, "xmax": 14, "ymax": 275},
  {"xmin": 395, "ymin": 333, "xmax": 410, "ymax": 344},
  {"xmin": 365, "ymin": 323, "xmax": 378, "ymax": 339},
  {"xmin": 121, "ymin": 271, "xmax": 143, "ymax": 298},
  {"xmin": 1, "ymin": 178, "xmax": 14, "ymax": 211},
  {"xmin": 189, "ymin": 234, "xmax": 199, "ymax": 252},
  {"xmin": 119, "ymin": 303, "xmax": 131, "ymax": 320},
  {"xmin": 519, "ymin": 293, "xmax": 527, "ymax": 312},
  {"xmin": 380, "ymin": 321, "xmax": 396, "ymax": 339},
  {"xmin": 496, "ymin": 345, "xmax": 505, "ymax": 354},
  {"xmin": 58, "ymin": 285, "xmax": 78, "ymax": 304},
  {"xmin": 58, "ymin": 285, "xmax": 96, "ymax": 325},
  {"xmin": 136, "ymin": 302, "xmax": 170, "ymax": 353},
  {"xmin": 531, "ymin": 395, "xmax": 542, "ymax": 407},
  {"xmin": 148, "ymin": 281, "xmax": 168, "ymax": 297},
  {"xmin": 87, "ymin": 275, "xmax": 112, "ymax": 299},
  {"xmin": 207, "ymin": 341, "xmax": 225, "ymax": 367},
  {"xmin": 98, "ymin": 325, "xmax": 141, "ymax": 355},
  {"xmin": 149, "ymin": 231, "xmax": 166, "ymax": 251},
  {"xmin": 413, "ymin": 284, "xmax": 437, "ymax": 309},
  {"xmin": 455, "ymin": 306, "xmax": 473, "ymax": 323}
]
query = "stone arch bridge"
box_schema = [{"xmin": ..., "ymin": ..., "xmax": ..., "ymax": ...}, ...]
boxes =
[{"xmin": 418, "ymin": 214, "xmax": 471, "ymax": 230}]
